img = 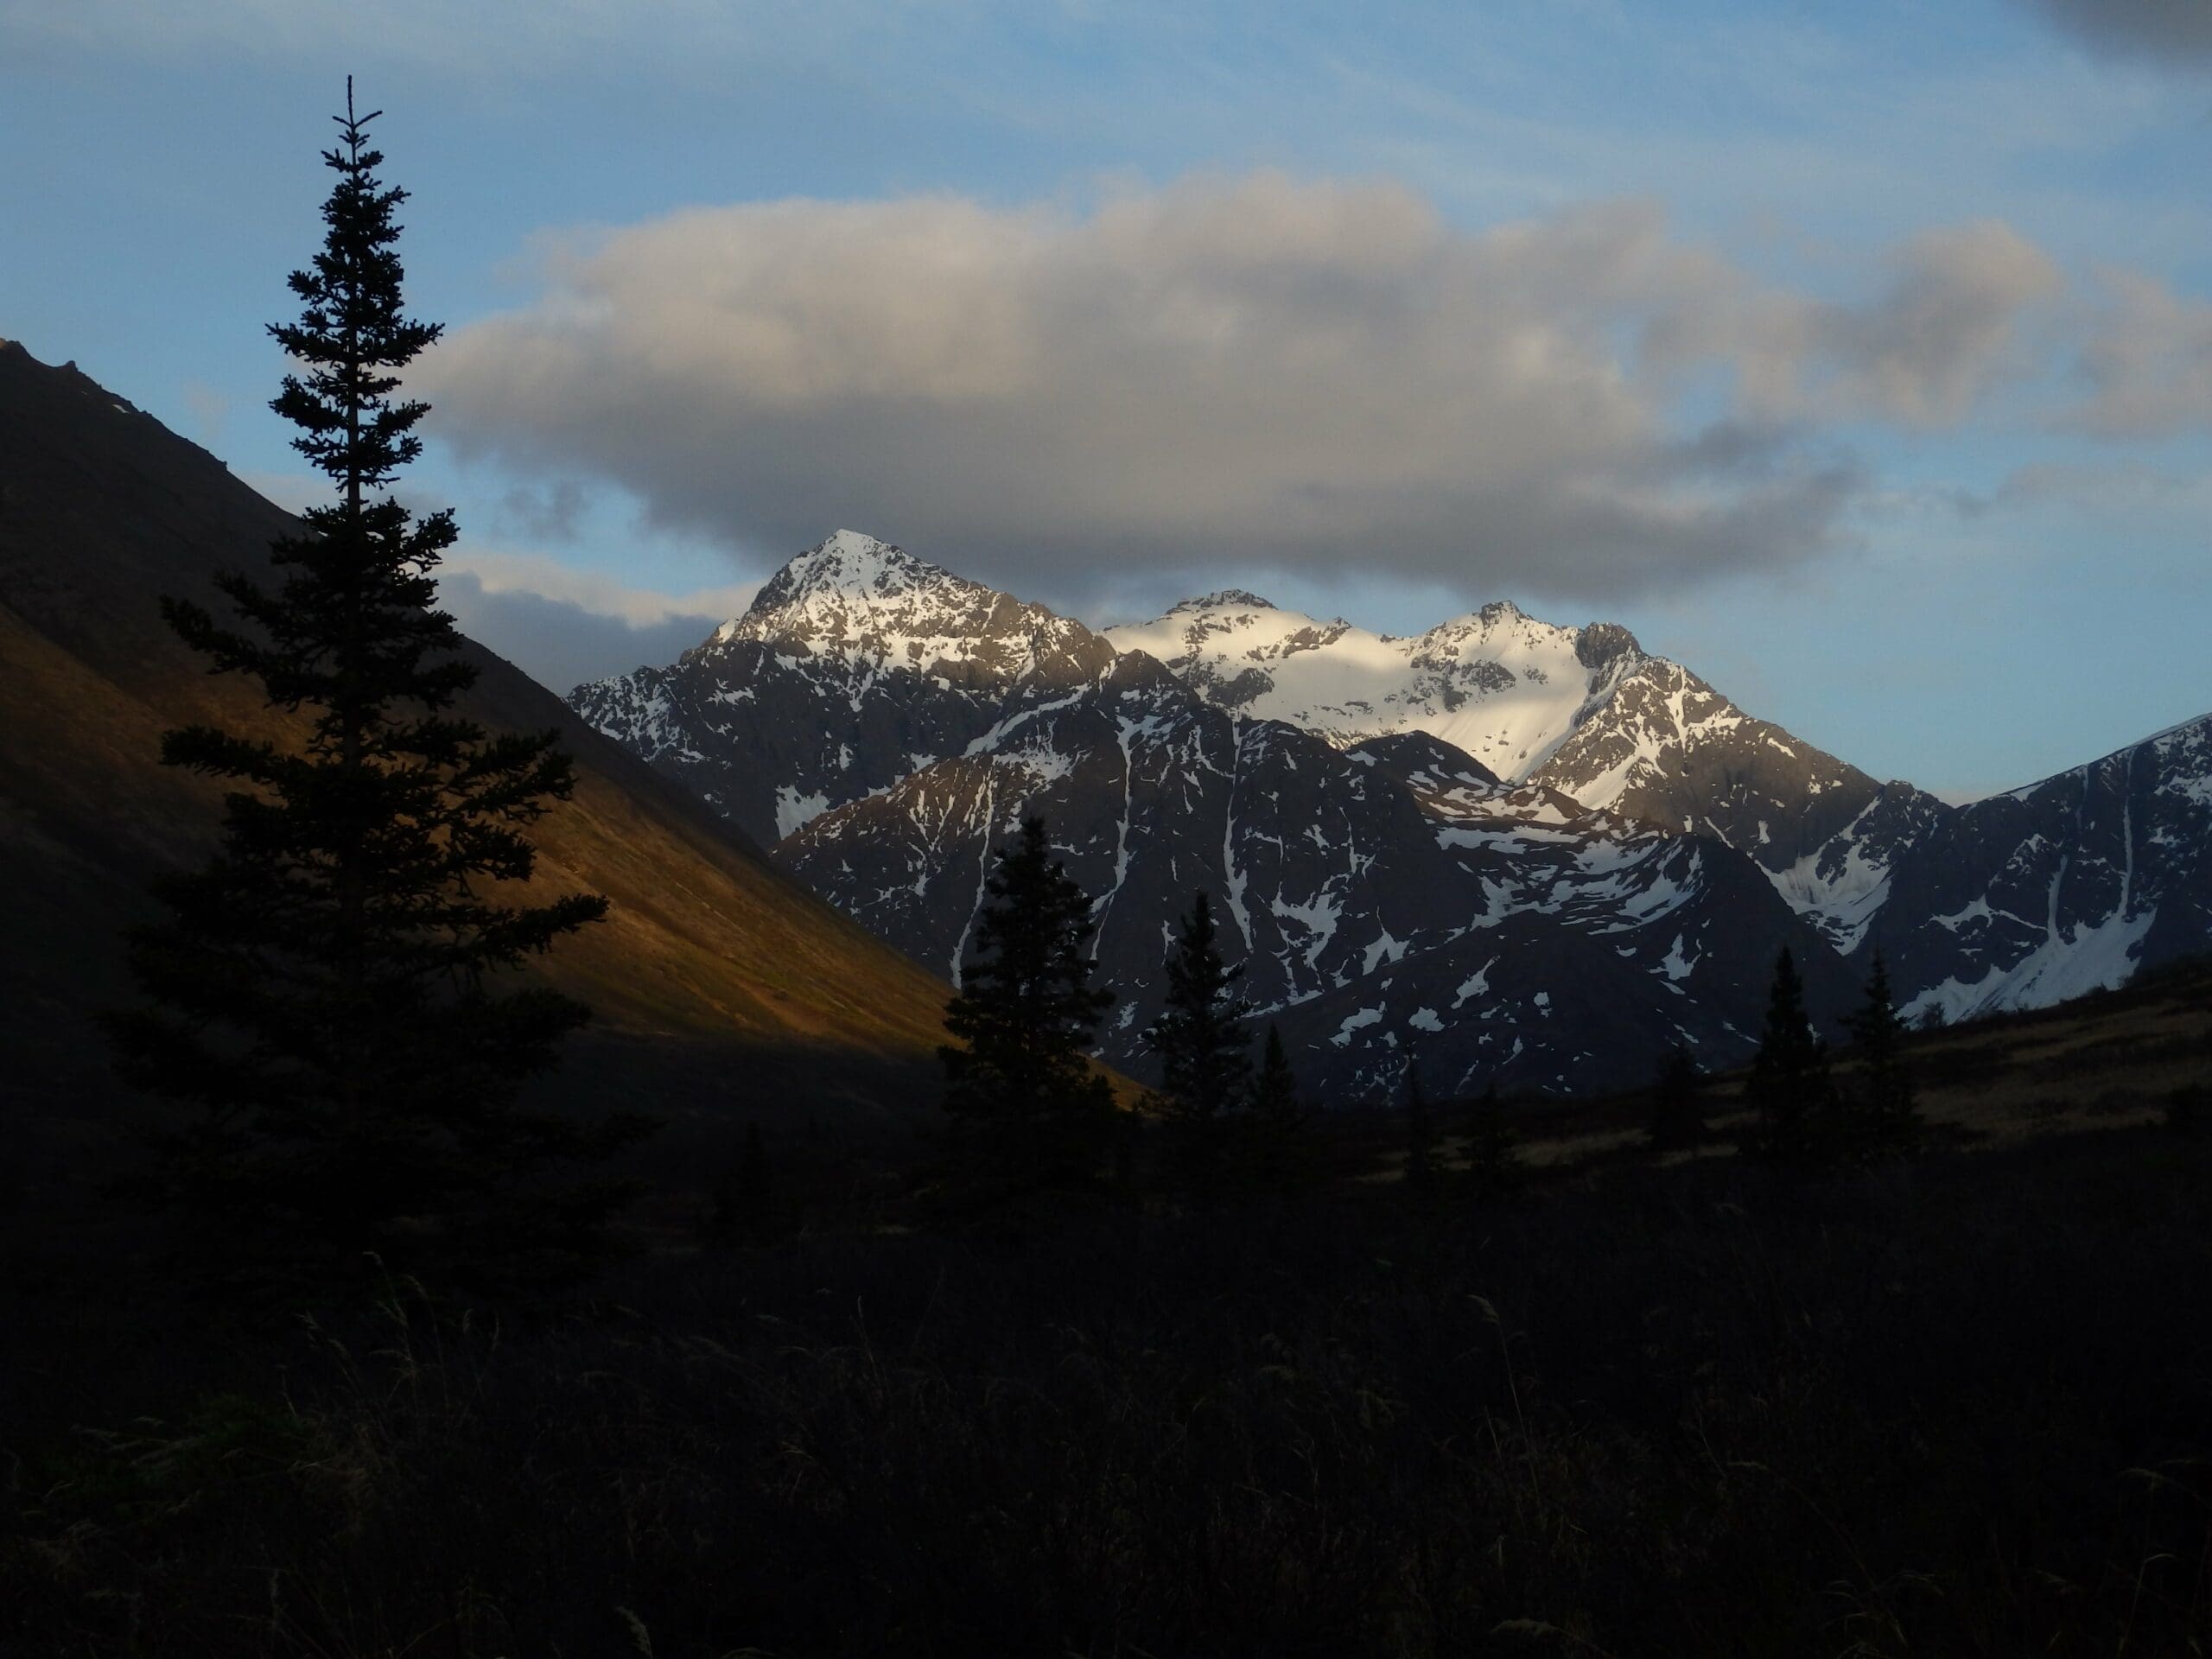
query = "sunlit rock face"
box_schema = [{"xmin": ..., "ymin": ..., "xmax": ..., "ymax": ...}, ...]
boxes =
[{"xmin": 570, "ymin": 531, "xmax": 1116, "ymax": 848}]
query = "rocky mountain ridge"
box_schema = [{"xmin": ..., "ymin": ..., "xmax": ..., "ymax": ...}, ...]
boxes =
[
  {"xmin": 571, "ymin": 531, "xmax": 1117, "ymax": 847},
  {"xmin": 574, "ymin": 531, "xmax": 2209, "ymax": 1098}
]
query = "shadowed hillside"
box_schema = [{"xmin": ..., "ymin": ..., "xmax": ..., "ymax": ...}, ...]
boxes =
[{"xmin": 0, "ymin": 338, "xmax": 955, "ymax": 1200}]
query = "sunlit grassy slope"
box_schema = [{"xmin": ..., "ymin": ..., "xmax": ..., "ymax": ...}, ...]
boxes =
[{"xmin": 0, "ymin": 338, "xmax": 956, "ymax": 1179}]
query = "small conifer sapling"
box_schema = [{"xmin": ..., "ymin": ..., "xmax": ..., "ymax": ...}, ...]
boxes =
[
  {"xmin": 1843, "ymin": 949, "xmax": 1921, "ymax": 1159},
  {"xmin": 1745, "ymin": 947, "xmax": 1834, "ymax": 1166},
  {"xmin": 938, "ymin": 817, "xmax": 1116, "ymax": 1189},
  {"xmin": 1143, "ymin": 890, "xmax": 1254, "ymax": 1198}
]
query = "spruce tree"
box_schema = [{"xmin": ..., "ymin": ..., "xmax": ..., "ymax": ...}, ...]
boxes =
[
  {"xmin": 1144, "ymin": 891, "xmax": 1253, "ymax": 1198},
  {"xmin": 1402, "ymin": 1059, "xmax": 1435, "ymax": 1194},
  {"xmin": 1744, "ymin": 947, "xmax": 1833, "ymax": 1166},
  {"xmin": 939, "ymin": 816, "xmax": 1116, "ymax": 1187},
  {"xmin": 1245, "ymin": 1023, "xmax": 1316, "ymax": 1192},
  {"xmin": 103, "ymin": 85, "xmax": 640, "ymax": 1287},
  {"xmin": 1648, "ymin": 1042, "xmax": 1704, "ymax": 1154},
  {"xmin": 1842, "ymin": 950, "xmax": 1921, "ymax": 1159},
  {"xmin": 1462, "ymin": 1078, "xmax": 1522, "ymax": 1189}
]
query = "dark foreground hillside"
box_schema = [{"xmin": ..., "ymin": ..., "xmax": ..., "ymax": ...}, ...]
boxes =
[
  {"xmin": 8, "ymin": 1119, "xmax": 2212, "ymax": 1656},
  {"xmin": 0, "ymin": 337, "xmax": 957, "ymax": 1195}
]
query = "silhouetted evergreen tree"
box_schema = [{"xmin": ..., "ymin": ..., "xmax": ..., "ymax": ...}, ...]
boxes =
[
  {"xmin": 1403, "ymin": 1060, "xmax": 1436, "ymax": 1195},
  {"xmin": 103, "ymin": 84, "xmax": 642, "ymax": 1288},
  {"xmin": 1242, "ymin": 1023, "xmax": 1317, "ymax": 1192},
  {"xmin": 1461, "ymin": 1078, "xmax": 1522, "ymax": 1189},
  {"xmin": 1145, "ymin": 891, "xmax": 1253, "ymax": 1198},
  {"xmin": 1842, "ymin": 950, "xmax": 1921, "ymax": 1159},
  {"xmin": 1744, "ymin": 947, "xmax": 1833, "ymax": 1166},
  {"xmin": 1648, "ymin": 1042, "xmax": 1704, "ymax": 1153},
  {"xmin": 939, "ymin": 817, "xmax": 1116, "ymax": 1188}
]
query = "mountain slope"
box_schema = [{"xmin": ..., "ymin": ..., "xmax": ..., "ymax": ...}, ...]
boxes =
[
  {"xmin": 776, "ymin": 652, "xmax": 1853, "ymax": 1096},
  {"xmin": 1864, "ymin": 715, "xmax": 2212, "ymax": 1022},
  {"xmin": 0, "ymin": 340, "xmax": 956, "ymax": 1183},
  {"xmin": 1104, "ymin": 591, "xmax": 1951, "ymax": 941},
  {"xmin": 556, "ymin": 530, "xmax": 2208, "ymax": 1101}
]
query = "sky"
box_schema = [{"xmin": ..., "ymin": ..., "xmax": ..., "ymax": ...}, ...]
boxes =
[{"xmin": 3, "ymin": 0, "xmax": 2208, "ymax": 800}]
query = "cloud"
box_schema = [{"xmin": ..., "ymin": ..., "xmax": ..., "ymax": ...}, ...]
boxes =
[
  {"xmin": 2069, "ymin": 270, "xmax": 2212, "ymax": 435},
  {"xmin": 438, "ymin": 549, "xmax": 756, "ymax": 696},
  {"xmin": 1703, "ymin": 222, "xmax": 2063, "ymax": 427},
  {"xmin": 496, "ymin": 479, "xmax": 591, "ymax": 543},
  {"xmin": 1950, "ymin": 456, "xmax": 2209, "ymax": 513},
  {"xmin": 417, "ymin": 174, "xmax": 2064, "ymax": 602},
  {"xmin": 2015, "ymin": 0, "xmax": 2212, "ymax": 65}
]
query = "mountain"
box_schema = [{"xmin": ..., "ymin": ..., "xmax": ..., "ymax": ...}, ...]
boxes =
[
  {"xmin": 1107, "ymin": 591, "xmax": 1955, "ymax": 946},
  {"xmin": 576, "ymin": 531, "xmax": 2211, "ymax": 1100},
  {"xmin": 1861, "ymin": 715, "xmax": 2212, "ymax": 1022},
  {"xmin": 1103, "ymin": 594, "xmax": 1641, "ymax": 779},
  {"xmin": 774, "ymin": 650, "xmax": 1850, "ymax": 1097},
  {"xmin": 571, "ymin": 531, "xmax": 1116, "ymax": 849},
  {"xmin": 582, "ymin": 537, "xmax": 1856, "ymax": 1096},
  {"xmin": 0, "ymin": 341, "xmax": 957, "ymax": 1197}
]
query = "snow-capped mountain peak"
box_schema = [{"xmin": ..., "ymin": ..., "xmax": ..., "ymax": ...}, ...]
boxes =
[
  {"xmin": 1104, "ymin": 592, "xmax": 1642, "ymax": 782},
  {"xmin": 711, "ymin": 529, "xmax": 1109, "ymax": 681},
  {"xmin": 570, "ymin": 531, "xmax": 1116, "ymax": 847},
  {"xmin": 1167, "ymin": 588, "xmax": 1278, "ymax": 614},
  {"xmin": 726, "ymin": 530, "xmax": 976, "ymax": 640}
]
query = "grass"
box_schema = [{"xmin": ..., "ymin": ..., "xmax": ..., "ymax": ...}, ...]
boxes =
[
  {"xmin": 7, "ymin": 1120, "xmax": 2212, "ymax": 1657},
  {"xmin": 5, "ymin": 964, "xmax": 2207, "ymax": 1656}
]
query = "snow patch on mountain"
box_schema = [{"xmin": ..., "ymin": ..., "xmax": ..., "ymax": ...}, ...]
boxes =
[{"xmin": 1105, "ymin": 594, "xmax": 1641, "ymax": 782}]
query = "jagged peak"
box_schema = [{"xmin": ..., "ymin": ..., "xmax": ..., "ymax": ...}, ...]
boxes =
[
  {"xmin": 753, "ymin": 529, "xmax": 944, "ymax": 598},
  {"xmin": 707, "ymin": 531, "xmax": 1112, "ymax": 682},
  {"xmin": 727, "ymin": 530, "xmax": 990, "ymax": 632},
  {"xmin": 1573, "ymin": 620, "xmax": 1643, "ymax": 671},
  {"xmin": 1166, "ymin": 589, "xmax": 1277, "ymax": 615}
]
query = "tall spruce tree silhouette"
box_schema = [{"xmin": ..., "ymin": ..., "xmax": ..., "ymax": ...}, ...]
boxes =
[
  {"xmin": 1745, "ymin": 947, "xmax": 1832, "ymax": 1165},
  {"xmin": 1842, "ymin": 949, "xmax": 1921, "ymax": 1159},
  {"xmin": 1144, "ymin": 891, "xmax": 1253, "ymax": 1198},
  {"xmin": 939, "ymin": 817, "xmax": 1116, "ymax": 1188},
  {"xmin": 105, "ymin": 83, "xmax": 640, "ymax": 1287}
]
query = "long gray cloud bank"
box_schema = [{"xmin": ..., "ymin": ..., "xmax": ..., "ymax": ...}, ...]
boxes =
[{"xmin": 420, "ymin": 174, "xmax": 2071, "ymax": 601}]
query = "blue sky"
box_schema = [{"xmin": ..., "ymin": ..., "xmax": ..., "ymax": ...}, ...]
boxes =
[{"xmin": 3, "ymin": 0, "xmax": 2207, "ymax": 798}]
